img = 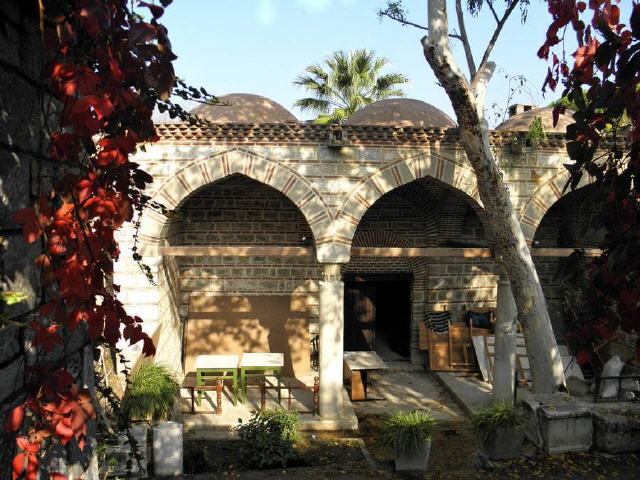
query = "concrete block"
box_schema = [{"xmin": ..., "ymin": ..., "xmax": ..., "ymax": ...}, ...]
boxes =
[
  {"xmin": 593, "ymin": 410, "xmax": 640, "ymax": 453},
  {"xmin": 521, "ymin": 395, "xmax": 592, "ymax": 454}
]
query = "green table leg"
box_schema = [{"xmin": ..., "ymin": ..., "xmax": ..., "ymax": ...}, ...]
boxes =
[
  {"xmin": 240, "ymin": 367, "xmax": 282, "ymax": 404},
  {"xmin": 196, "ymin": 369, "xmax": 203, "ymax": 407},
  {"xmin": 195, "ymin": 368, "xmax": 238, "ymax": 408}
]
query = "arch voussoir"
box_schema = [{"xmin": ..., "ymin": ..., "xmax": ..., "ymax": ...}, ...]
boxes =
[{"xmin": 137, "ymin": 149, "xmax": 332, "ymax": 257}]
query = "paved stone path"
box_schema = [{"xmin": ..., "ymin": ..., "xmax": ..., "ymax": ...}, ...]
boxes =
[{"xmin": 351, "ymin": 359, "xmax": 464, "ymax": 421}]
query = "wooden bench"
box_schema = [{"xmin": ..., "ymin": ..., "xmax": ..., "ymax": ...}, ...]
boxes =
[
  {"xmin": 181, "ymin": 374, "xmax": 224, "ymax": 415},
  {"xmin": 259, "ymin": 376, "xmax": 320, "ymax": 415}
]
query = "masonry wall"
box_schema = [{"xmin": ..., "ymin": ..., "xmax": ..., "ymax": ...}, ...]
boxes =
[
  {"xmin": 116, "ymin": 120, "xmax": 587, "ymax": 376},
  {"xmin": 533, "ymin": 185, "xmax": 605, "ymax": 338},
  {"xmin": 0, "ymin": 8, "xmax": 44, "ymax": 465}
]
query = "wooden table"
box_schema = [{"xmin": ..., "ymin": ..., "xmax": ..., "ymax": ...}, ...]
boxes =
[
  {"xmin": 343, "ymin": 351, "xmax": 389, "ymax": 401},
  {"xmin": 195, "ymin": 354, "xmax": 239, "ymax": 406},
  {"xmin": 239, "ymin": 352, "xmax": 284, "ymax": 403}
]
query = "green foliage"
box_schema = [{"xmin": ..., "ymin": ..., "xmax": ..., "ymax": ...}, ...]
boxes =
[
  {"xmin": 378, "ymin": 409, "xmax": 437, "ymax": 454},
  {"xmin": 235, "ymin": 409, "xmax": 301, "ymax": 468},
  {"xmin": 471, "ymin": 402, "xmax": 524, "ymax": 443},
  {"xmin": 122, "ymin": 363, "xmax": 179, "ymax": 422},
  {"xmin": 526, "ymin": 116, "xmax": 546, "ymax": 146},
  {"xmin": 293, "ymin": 49, "xmax": 408, "ymax": 123},
  {"xmin": 0, "ymin": 291, "xmax": 28, "ymax": 306}
]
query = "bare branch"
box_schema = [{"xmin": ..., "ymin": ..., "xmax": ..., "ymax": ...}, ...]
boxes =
[
  {"xmin": 486, "ymin": 0, "xmax": 500, "ymax": 24},
  {"xmin": 455, "ymin": 0, "xmax": 477, "ymax": 78},
  {"xmin": 471, "ymin": 0, "xmax": 520, "ymax": 90},
  {"xmin": 379, "ymin": 10, "xmax": 428, "ymax": 31},
  {"xmin": 378, "ymin": 8, "xmax": 463, "ymax": 41}
]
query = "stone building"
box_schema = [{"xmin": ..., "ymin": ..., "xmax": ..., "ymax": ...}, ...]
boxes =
[{"xmin": 110, "ymin": 93, "xmax": 603, "ymax": 422}]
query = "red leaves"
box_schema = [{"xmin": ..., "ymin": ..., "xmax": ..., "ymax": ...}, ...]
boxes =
[
  {"xmin": 49, "ymin": 132, "xmax": 82, "ymax": 163},
  {"xmin": 9, "ymin": 0, "xmax": 171, "ymax": 472},
  {"xmin": 50, "ymin": 63, "xmax": 100, "ymax": 96},
  {"xmin": 4, "ymin": 405, "xmax": 25, "ymax": 433},
  {"xmin": 13, "ymin": 438, "xmax": 40, "ymax": 480},
  {"xmin": 30, "ymin": 321, "xmax": 62, "ymax": 352},
  {"xmin": 13, "ymin": 208, "xmax": 42, "ymax": 244},
  {"xmin": 128, "ymin": 22, "xmax": 158, "ymax": 44}
]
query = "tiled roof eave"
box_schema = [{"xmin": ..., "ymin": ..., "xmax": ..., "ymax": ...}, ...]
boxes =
[{"xmin": 153, "ymin": 122, "xmax": 570, "ymax": 148}]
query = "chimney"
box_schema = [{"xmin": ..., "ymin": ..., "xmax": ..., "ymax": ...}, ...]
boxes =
[{"xmin": 508, "ymin": 104, "xmax": 535, "ymax": 117}]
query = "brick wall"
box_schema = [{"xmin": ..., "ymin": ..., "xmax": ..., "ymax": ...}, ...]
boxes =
[
  {"xmin": 533, "ymin": 185, "xmax": 604, "ymax": 338},
  {"xmin": 174, "ymin": 176, "xmax": 322, "ymax": 331}
]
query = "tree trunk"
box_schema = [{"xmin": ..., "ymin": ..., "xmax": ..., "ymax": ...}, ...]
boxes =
[{"xmin": 422, "ymin": 0, "xmax": 566, "ymax": 394}]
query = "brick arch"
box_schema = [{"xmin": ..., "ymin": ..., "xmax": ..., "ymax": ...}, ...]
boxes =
[
  {"xmin": 335, "ymin": 153, "xmax": 481, "ymax": 249},
  {"xmin": 137, "ymin": 148, "xmax": 331, "ymax": 257},
  {"xmin": 352, "ymin": 230, "xmax": 412, "ymax": 248},
  {"xmin": 519, "ymin": 169, "xmax": 593, "ymax": 245}
]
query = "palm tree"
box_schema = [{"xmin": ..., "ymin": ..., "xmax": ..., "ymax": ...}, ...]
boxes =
[{"xmin": 293, "ymin": 49, "xmax": 409, "ymax": 123}]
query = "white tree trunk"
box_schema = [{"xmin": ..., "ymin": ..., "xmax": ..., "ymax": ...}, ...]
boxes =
[{"xmin": 423, "ymin": 0, "xmax": 566, "ymax": 394}]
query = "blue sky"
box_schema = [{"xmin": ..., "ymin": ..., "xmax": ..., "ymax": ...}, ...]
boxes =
[{"xmin": 161, "ymin": 0, "xmax": 569, "ymax": 126}]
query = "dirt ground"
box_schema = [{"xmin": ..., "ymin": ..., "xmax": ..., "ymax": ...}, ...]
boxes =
[{"xmin": 177, "ymin": 417, "xmax": 640, "ymax": 480}]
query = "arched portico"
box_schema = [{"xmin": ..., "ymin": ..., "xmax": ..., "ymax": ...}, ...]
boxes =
[
  {"xmin": 136, "ymin": 148, "xmax": 332, "ymax": 258},
  {"xmin": 333, "ymin": 152, "xmax": 481, "ymax": 256}
]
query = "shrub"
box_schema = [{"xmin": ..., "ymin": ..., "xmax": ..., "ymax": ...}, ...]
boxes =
[
  {"xmin": 235, "ymin": 409, "xmax": 301, "ymax": 468},
  {"xmin": 122, "ymin": 363, "xmax": 179, "ymax": 422},
  {"xmin": 379, "ymin": 409, "xmax": 437, "ymax": 454},
  {"xmin": 471, "ymin": 401, "xmax": 524, "ymax": 443}
]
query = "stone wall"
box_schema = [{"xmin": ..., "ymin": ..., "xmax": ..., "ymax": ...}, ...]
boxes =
[
  {"xmin": 0, "ymin": 5, "xmax": 44, "ymax": 456},
  {"xmin": 113, "ymin": 114, "xmax": 597, "ymax": 374}
]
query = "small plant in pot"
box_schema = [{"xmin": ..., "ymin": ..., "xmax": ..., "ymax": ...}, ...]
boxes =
[
  {"xmin": 122, "ymin": 362, "xmax": 182, "ymax": 476},
  {"xmin": 471, "ymin": 401, "xmax": 525, "ymax": 460},
  {"xmin": 379, "ymin": 409, "xmax": 437, "ymax": 472}
]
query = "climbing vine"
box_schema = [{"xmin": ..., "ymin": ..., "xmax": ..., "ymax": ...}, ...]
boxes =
[
  {"xmin": 539, "ymin": 0, "xmax": 640, "ymax": 364},
  {"xmin": 3, "ymin": 1, "xmax": 215, "ymax": 478}
]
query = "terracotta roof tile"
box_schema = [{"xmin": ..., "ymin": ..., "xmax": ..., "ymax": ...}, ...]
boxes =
[{"xmin": 153, "ymin": 122, "xmax": 569, "ymax": 147}]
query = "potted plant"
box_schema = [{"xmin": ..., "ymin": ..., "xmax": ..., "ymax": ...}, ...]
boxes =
[
  {"xmin": 471, "ymin": 401, "xmax": 525, "ymax": 460},
  {"xmin": 379, "ymin": 409, "xmax": 437, "ymax": 472},
  {"xmin": 122, "ymin": 362, "xmax": 182, "ymax": 476}
]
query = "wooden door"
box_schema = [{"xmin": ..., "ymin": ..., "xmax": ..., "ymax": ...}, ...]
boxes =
[{"xmin": 344, "ymin": 283, "xmax": 376, "ymax": 351}]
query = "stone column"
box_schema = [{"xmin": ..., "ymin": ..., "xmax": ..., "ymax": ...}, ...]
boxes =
[
  {"xmin": 318, "ymin": 263, "xmax": 344, "ymax": 418},
  {"xmin": 493, "ymin": 275, "xmax": 518, "ymax": 402}
]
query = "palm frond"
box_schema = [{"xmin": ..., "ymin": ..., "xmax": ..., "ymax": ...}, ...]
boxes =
[
  {"xmin": 294, "ymin": 97, "xmax": 331, "ymax": 114},
  {"xmin": 293, "ymin": 48, "xmax": 408, "ymax": 122}
]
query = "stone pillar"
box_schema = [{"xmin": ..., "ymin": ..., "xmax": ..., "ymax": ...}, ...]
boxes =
[
  {"xmin": 318, "ymin": 263, "xmax": 344, "ymax": 418},
  {"xmin": 493, "ymin": 275, "xmax": 517, "ymax": 402}
]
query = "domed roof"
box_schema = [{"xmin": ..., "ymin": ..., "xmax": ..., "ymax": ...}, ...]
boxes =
[
  {"xmin": 495, "ymin": 106, "xmax": 574, "ymax": 133},
  {"xmin": 344, "ymin": 98, "xmax": 456, "ymax": 128},
  {"xmin": 190, "ymin": 93, "xmax": 297, "ymax": 124}
]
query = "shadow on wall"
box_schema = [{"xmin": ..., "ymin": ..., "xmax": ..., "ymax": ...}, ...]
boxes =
[{"xmin": 184, "ymin": 295, "xmax": 311, "ymax": 377}]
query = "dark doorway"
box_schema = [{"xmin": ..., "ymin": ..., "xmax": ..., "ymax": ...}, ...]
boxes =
[{"xmin": 344, "ymin": 273, "xmax": 412, "ymax": 358}]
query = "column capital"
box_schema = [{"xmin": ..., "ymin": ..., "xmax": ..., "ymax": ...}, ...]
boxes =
[{"xmin": 321, "ymin": 263, "xmax": 343, "ymax": 282}]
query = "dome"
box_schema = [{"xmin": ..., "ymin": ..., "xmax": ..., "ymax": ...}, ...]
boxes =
[
  {"xmin": 495, "ymin": 106, "xmax": 574, "ymax": 133},
  {"xmin": 190, "ymin": 93, "xmax": 297, "ymax": 124},
  {"xmin": 344, "ymin": 98, "xmax": 456, "ymax": 128}
]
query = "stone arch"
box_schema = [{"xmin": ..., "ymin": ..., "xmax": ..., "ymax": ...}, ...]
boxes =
[
  {"xmin": 137, "ymin": 148, "xmax": 331, "ymax": 256},
  {"xmin": 334, "ymin": 152, "xmax": 481, "ymax": 250},
  {"xmin": 519, "ymin": 169, "xmax": 593, "ymax": 245}
]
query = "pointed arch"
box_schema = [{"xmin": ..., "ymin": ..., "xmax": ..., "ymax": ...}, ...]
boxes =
[
  {"xmin": 334, "ymin": 152, "xmax": 482, "ymax": 249},
  {"xmin": 519, "ymin": 170, "xmax": 593, "ymax": 244},
  {"xmin": 137, "ymin": 148, "xmax": 331, "ymax": 256}
]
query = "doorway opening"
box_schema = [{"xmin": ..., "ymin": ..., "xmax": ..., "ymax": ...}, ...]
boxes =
[{"xmin": 344, "ymin": 273, "xmax": 412, "ymax": 360}]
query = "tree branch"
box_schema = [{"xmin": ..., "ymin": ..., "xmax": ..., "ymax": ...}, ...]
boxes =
[
  {"xmin": 379, "ymin": 10, "xmax": 463, "ymax": 40},
  {"xmin": 486, "ymin": 0, "xmax": 500, "ymax": 24},
  {"xmin": 455, "ymin": 0, "xmax": 477, "ymax": 78},
  {"xmin": 471, "ymin": 0, "xmax": 520, "ymax": 90}
]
